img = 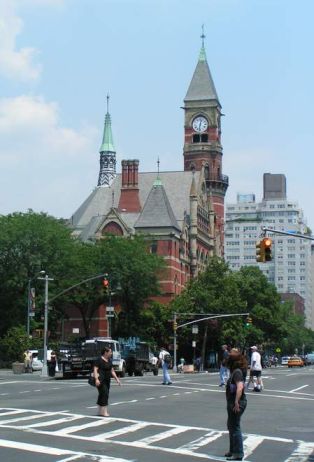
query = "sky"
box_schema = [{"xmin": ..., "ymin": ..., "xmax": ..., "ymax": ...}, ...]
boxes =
[{"xmin": 1, "ymin": 0, "xmax": 314, "ymax": 229}]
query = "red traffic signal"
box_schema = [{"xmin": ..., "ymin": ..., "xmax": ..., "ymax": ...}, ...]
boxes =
[
  {"xmin": 103, "ymin": 274, "xmax": 110, "ymax": 288},
  {"xmin": 263, "ymin": 237, "xmax": 272, "ymax": 261}
]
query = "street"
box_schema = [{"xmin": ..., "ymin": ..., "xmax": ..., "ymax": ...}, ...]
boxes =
[{"xmin": 0, "ymin": 366, "xmax": 313, "ymax": 462}]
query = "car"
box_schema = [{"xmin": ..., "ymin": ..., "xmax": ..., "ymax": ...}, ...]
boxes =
[
  {"xmin": 306, "ymin": 353, "xmax": 314, "ymax": 365},
  {"xmin": 30, "ymin": 349, "xmax": 53, "ymax": 371},
  {"xmin": 288, "ymin": 356, "xmax": 304, "ymax": 368},
  {"xmin": 281, "ymin": 356, "xmax": 290, "ymax": 366}
]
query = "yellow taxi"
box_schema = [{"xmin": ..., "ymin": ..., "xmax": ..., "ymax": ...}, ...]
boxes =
[{"xmin": 288, "ymin": 356, "xmax": 304, "ymax": 368}]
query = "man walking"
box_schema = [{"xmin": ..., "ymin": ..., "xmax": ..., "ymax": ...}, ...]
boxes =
[
  {"xmin": 219, "ymin": 344, "xmax": 229, "ymax": 387},
  {"xmin": 159, "ymin": 347, "xmax": 172, "ymax": 385},
  {"xmin": 250, "ymin": 346, "xmax": 262, "ymax": 392}
]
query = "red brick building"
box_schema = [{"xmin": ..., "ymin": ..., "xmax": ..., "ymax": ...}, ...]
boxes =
[{"xmin": 67, "ymin": 38, "xmax": 228, "ymax": 337}]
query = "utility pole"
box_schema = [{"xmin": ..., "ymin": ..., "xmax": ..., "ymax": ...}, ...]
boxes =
[{"xmin": 38, "ymin": 274, "xmax": 54, "ymax": 378}]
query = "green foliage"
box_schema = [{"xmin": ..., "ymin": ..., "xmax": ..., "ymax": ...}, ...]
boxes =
[
  {"xmin": 0, "ymin": 212, "xmax": 164, "ymax": 341},
  {"xmin": 97, "ymin": 235, "xmax": 164, "ymax": 337},
  {"xmin": 0, "ymin": 326, "xmax": 30, "ymax": 364}
]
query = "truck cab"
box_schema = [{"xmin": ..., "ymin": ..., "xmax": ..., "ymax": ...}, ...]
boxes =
[{"xmin": 82, "ymin": 338, "xmax": 126, "ymax": 377}]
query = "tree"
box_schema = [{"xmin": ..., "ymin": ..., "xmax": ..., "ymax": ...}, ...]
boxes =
[{"xmin": 95, "ymin": 235, "xmax": 164, "ymax": 337}]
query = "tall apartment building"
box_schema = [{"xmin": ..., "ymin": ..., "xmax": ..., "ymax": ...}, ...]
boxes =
[{"xmin": 225, "ymin": 174, "xmax": 313, "ymax": 329}]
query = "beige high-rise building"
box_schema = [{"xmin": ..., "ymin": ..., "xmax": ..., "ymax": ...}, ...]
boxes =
[{"xmin": 225, "ymin": 174, "xmax": 313, "ymax": 330}]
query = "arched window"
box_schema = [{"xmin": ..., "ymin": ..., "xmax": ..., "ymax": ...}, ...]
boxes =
[{"xmin": 102, "ymin": 222, "xmax": 123, "ymax": 236}]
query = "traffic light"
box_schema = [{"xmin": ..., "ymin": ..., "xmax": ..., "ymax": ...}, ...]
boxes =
[
  {"xmin": 103, "ymin": 274, "xmax": 110, "ymax": 292},
  {"xmin": 173, "ymin": 321, "xmax": 178, "ymax": 331},
  {"xmin": 256, "ymin": 239, "xmax": 265, "ymax": 262},
  {"xmin": 263, "ymin": 237, "xmax": 272, "ymax": 261},
  {"xmin": 245, "ymin": 316, "xmax": 253, "ymax": 327}
]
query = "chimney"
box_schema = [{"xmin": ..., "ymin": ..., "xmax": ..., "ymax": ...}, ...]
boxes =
[{"xmin": 118, "ymin": 160, "xmax": 141, "ymax": 212}]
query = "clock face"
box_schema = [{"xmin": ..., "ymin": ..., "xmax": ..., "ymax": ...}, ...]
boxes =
[{"xmin": 192, "ymin": 116, "xmax": 208, "ymax": 133}]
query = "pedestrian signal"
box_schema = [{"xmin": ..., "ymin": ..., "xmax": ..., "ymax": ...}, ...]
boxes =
[
  {"xmin": 256, "ymin": 240, "xmax": 265, "ymax": 262},
  {"xmin": 264, "ymin": 238, "xmax": 272, "ymax": 261}
]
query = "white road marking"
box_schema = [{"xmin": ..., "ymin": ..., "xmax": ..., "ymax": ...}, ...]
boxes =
[
  {"xmin": 19, "ymin": 391, "xmax": 31, "ymax": 394},
  {"xmin": 0, "ymin": 412, "xmax": 53, "ymax": 425},
  {"xmin": 1, "ymin": 407, "xmax": 311, "ymax": 462},
  {"xmin": 0, "ymin": 393, "xmax": 9, "ymax": 396},
  {"xmin": 289, "ymin": 385, "xmax": 309, "ymax": 393},
  {"xmin": 0, "ymin": 438, "xmax": 133, "ymax": 461},
  {"xmin": 111, "ymin": 399, "xmax": 138, "ymax": 406},
  {"xmin": 178, "ymin": 430, "xmax": 224, "ymax": 450},
  {"xmin": 136, "ymin": 425, "xmax": 190, "ymax": 445},
  {"xmin": 243, "ymin": 435, "xmax": 265, "ymax": 458},
  {"xmin": 145, "ymin": 397, "xmax": 155, "ymax": 400},
  {"xmin": 0, "ymin": 381, "xmax": 19, "ymax": 385},
  {"xmin": 52, "ymin": 417, "xmax": 111, "ymax": 435},
  {"xmin": 284, "ymin": 440, "xmax": 314, "ymax": 461},
  {"xmin": 93, "ymin": 422, "xmax": 149, "ymax": 442}
]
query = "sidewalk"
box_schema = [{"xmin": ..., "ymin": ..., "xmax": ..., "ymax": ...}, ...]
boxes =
[{"xmin": 0, "ymin": 368, "xmax": 62, "ymax": 380}]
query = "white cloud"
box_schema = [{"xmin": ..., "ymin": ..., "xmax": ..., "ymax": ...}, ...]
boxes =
[
  {"xmin": 0, "ymin": 0, "xmax": 41, "ymax": 81},
  {"xmin": 0, "ymin": 95, "xmax": 99, "ymax": 217}
]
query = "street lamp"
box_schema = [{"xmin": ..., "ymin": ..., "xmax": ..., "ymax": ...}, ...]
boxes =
[
  {"xmin": 38, "ymin": 273, "xmax": 54, "ymax": 378},
  {"xmin": 27, "ymin": 270, "xmax": 46, "ymax": 337}
]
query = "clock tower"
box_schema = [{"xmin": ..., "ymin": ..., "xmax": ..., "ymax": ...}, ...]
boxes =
[{"xmin": 183, "ymin": 31, "xmax": 228, "ymax": 252}]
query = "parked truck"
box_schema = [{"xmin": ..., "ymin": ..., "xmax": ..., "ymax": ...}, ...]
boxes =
[
  {"xmin": 60, "ymin": 338, "xmax": 126, "ymax": 379},
  {"xmin": 120, "ymin": 338, "xmax": 158, "ymax": 376}
]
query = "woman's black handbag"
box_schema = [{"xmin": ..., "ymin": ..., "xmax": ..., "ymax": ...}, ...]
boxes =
[{"xmin": 88, "ymin": 375, "xmax": 96, "ymax": 387}]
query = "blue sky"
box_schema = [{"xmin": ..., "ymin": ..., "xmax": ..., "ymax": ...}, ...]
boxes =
[{"xmin": 1, "ymin": 0, "xmax": 314, "ymax": 229}]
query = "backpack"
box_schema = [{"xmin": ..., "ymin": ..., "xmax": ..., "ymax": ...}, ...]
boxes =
[{"xmin": 163, "ymin": 354, "xmax": 172, "ymax": 364}]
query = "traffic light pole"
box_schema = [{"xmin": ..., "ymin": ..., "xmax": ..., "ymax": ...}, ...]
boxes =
[
  {"xmin": 172, "ymin": 312, "xmax": 249, "ymax": 371},
  {"xmin": 262, "ymin": 227, "xmax": 314, "ymax": 241}
]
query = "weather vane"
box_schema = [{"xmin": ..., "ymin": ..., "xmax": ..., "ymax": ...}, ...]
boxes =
[{"xmin": 201, "ymin": 24, "xmax": 206, "ymax": 47}]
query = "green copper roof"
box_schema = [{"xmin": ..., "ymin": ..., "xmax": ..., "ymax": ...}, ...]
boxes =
[
  {"xmin": 199, "ymin": 45, "xmax": 207, "ymax": 62},
  {"xmin": 99, "ymin": 112, "xmax": 115, "ymax": 153}
]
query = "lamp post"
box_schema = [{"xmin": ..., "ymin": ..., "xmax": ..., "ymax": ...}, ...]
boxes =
[
  {"xmin": 38, "ymin": 273, "xmax": 54, "ymax": 378},
  {"xmin": 27, "ymin": 270, "xmax": 45, "ymax": 337}
]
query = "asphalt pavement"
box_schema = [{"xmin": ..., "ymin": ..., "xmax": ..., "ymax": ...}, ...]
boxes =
[{"xmin": 0, "ymin": 366, "xmax": 313, "ymax": 462}]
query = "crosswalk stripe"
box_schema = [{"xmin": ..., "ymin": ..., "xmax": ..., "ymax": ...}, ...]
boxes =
[
  {"xmin": 243, "ymin": 435, "xmax": 266, "ymax": 458},
  {"xmin": 178, "ymin": 430, "xmax": 225, "ymax": 450},
  {"xmin": 52, "ymin": 417, "xmax": 111, "ymax": 435},
  {"xmin": 92, "ymin": 422, "xmax": 149, "ymax": 441},
  {"xmin": 284, "ymin": 441, "xmax": 314, "ymax": 461},
  {"xmin": 0, "ymin": 412, "xmax": 53, "ymax": 425},
  {"xmin": 0, "ymin": 438, "xmax": 133, "ymax": 461},
  {"xmin": 136, "ymin": 425, "xmax": 190, "ymax": 444}
]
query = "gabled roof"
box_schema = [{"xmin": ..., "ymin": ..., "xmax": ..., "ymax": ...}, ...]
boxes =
[
  {"xmin": 184, "ymin": 45, "xmax": 220, "ymax": 104},
  {"xmin": 134, "ymin": 181, "xmax": 180, "ymax": 231},
  {"xmin": 70, "ymin": 170, "xmax": 200, "ymax": 240}
]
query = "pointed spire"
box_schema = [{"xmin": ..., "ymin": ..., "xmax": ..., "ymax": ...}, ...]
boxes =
[
  {"xmin": 99, "ymin": 94, "xmax": 115, "ymax": 153},
  {"xmin": 97, "ymin": 94, "xmax": 117, "ymax": 187},
  {"xmin": 184, "ymin": 27, "xmax": 219, "ymax": 103}
]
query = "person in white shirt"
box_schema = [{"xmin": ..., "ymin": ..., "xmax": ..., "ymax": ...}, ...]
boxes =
[
  {"xmin": 159, "ymin": 347, "xmax": 172, "ymax": 385},
  {"xmin": 250, "ymin": 346, "xmax": 262, "ymax": 392}
]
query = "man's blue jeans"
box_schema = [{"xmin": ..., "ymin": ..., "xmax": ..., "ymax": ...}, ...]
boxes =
[
  {"xmin": 220, "ymin": 365, "xmax": 229, "ymax": 385},
  {"xmin": 162, "ymin": 362, "xmax": 171, "ymax": 384},
  {"xmin": 227, "ymin": 397, "xmax": 247, "ymax": 458}
]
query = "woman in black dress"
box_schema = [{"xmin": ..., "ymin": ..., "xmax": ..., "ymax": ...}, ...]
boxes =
[{"xmin": 93, "ymin": 347, "xmax": 121, "ymax": 417}]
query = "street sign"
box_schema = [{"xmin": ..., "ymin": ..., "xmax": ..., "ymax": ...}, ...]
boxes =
[
  {"xmin": 29, "ymin": 312, "xmax": 35, "ymax": 317},
  {"xmin": 106, "ymin": 314, "xmax": 114, "ymax": 318},
  {"xmin": 106, "ymin": 306, "xmax": 114, "ymax": 312},
  {"xmin": 192, "ymin": 340, "xmax": 196, "ymax": 347}
]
